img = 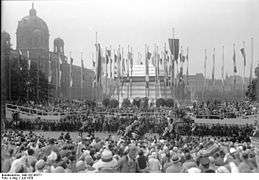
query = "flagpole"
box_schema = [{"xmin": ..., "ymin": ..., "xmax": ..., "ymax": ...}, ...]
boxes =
[
  {"xmin": 203, "ymin": 49, "xmax": 207, "ymax": 101},
  {"xmin": 233, "ymin": 43, "xmax": 236, "ymax": 90},
  {"xmin": 130, "ymin": 47, "xmax": 133, "ymax": 99},
  {"xmin": 222, "ymin": 46, "xmax": 225, "ymax": 93},
  {"xmin": 27, "ymin": 50, "xmax": 30, "ymax": 101},
  {"xmin": 249, "ymin": 37, "xmax": 254, "ymax": 83},
  {"xmin": 109, "ymin": 45, "xmax": 112, "ymax": 97},
  {"xmin": 37, "ymin": 55, "xmax": 40, "ymax": 102},
  {"xmin": 242, "ymin": 41, "xmax": 245, "ymax": 96},
  {"xmin": 69, "ymin": 51, "xmax": 72, "ymax": 100},
  {"xmin": 81, "ymin": 52, "xmax": 83, "ymax": 100},
  {"xmin": 105, "ymin": 47, "xmax": 108, "ymax": 97}
]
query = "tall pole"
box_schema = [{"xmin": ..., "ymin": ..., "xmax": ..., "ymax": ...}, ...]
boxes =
[
  {"xmin": 203, "ymin": 49, "xmax": 207, "ymax": 101},
  {"xmin": 69, "ymin": 51, "xmax": 72, "ymax": 100},
  {"xmin": 249, "ymin": 37, "xmax": 254, "ymax": 83},
  {"xmin": 172, "ymin": 28, "xmax": 176, "ymax": 99},
  {"xmin": 37, "ymin": 55, "xmax": 40, "ymax": 102},
  {"xmin": 105, "ymin": 47, "xmax": 108, "ymax": 96},
  {"xmin": 222, "ymin": 46, "xmax": 225, "ymax": 93},
  {"xmin": 242, "ymin": 41, "xmax": 245, "ymax": 95},
  {"xmin": 81, "ymin": 52, "xmax": 83, "ymax": 100},
  {"xmin": 8, "ymin": 51, "xmax": 11, "ymax": 100}
]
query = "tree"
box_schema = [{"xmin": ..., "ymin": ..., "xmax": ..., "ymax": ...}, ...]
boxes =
[
  {"xmin": 156, "ymin": 98, "xmax": 165, "ymax": 107},
  {"xmin": 121, "ymin": 98, "xmax": 131, "ymax": 108},
  {"xmin": 109, "ymin": 99, "xmax": 119, "ymax": 108},
  {"xmin": 102, "ymin": 98, "xmax": 110, "ymax": 107}
]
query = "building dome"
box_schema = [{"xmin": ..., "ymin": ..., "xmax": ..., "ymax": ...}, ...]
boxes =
[{"xmin": 16, "ymin": 3, "xmax": 49, "ymax": 51}]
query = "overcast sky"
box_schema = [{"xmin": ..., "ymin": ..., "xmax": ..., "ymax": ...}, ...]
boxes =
[{"xmin": 2, "ymin": 0, "xmax": 259, "ymax": 78}]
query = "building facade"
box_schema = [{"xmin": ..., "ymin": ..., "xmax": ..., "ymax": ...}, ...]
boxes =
[{"xmin": 2, "ymin": 4, "xmax": 95, "ymax": 102}]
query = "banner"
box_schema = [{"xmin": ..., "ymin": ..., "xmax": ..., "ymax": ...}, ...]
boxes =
[
  {"xmin": 233, "ymin": 44, "xmax": 237, "ymax": 73},
  {"xmin": 27, "ymin": 50, "xmax": 31, "ymax": 70},
  {"xmin": 70, "ymin": 57, "xmax": 73, "ymax": 87},
  {"xmin": 168, "ymin": 39, "xmax": 180, "ymax": 61},
  {"xmin": 212, "ymin": 48, "xmax": 215, "ymax": 84},
  {"xmin": 81, "ymin": 55, "xmax": 84, "ymax": 89},
  {"xmin": 240, "ymin": 47, "xmax": 246, "ymax": 67},
  {"xmin": 96, "ymin": 43, "xmax": 102, "ymax": 84},
  {"xmin": 48, "ymin": 53, "xmax": 52, "ymax": 83}
]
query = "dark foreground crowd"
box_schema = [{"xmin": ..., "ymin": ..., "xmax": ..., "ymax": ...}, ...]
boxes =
[{"xmin": 1, "ymin": 127, "xmax": 259, "ymax": 173}]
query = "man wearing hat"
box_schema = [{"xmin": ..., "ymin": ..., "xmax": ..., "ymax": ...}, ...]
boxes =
[
  {"xmin": 199, "ymin": 157, "xmax": 215, "ymax": 173},
  {"xmin": 116, "ymin": 145, "xmax": 139, "ymax": 172},
  {"xmin": 165, "ymin": 154, "xmax": 182, "ymax": 173},
  {"xmin": 93, "ymin": 149, "xmax": 118, "ymax": 172}
]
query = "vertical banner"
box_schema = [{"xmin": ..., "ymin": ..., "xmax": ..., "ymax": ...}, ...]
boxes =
[
  {"xmin": 221, "ymin": 46, "xmax": 225, "ymax": 90},
  {"xmin": 186, "ymin": 47, "xmax": 189, "ymax": 86},
  {"xmin": 145, "ymin": 45, "xmax": 151, "ymax": 97},
  {"xmin": 249, "ymin": 38, "xmax": 254, "ymax": 83},
  {"xmin": 80, "ymin": 53, "xmax": 84, "ymax": 99},
  {"xmin": 130, "ymin": 47, "xmax": 133, "ymax": 98},
  {"xmin": 212, "ymin": 48, "xmax": 215, "ymax": 85},
  {"xmin": 240, "ymin": 41, "xmax": 246, "ymax": 92},
  {"xmin": 48, "ymin": 53, "xmax": 52, "ymax": 83},
  {"xmin": 233, "ymin": 44, "xmax": 237, "ymax": 87}
]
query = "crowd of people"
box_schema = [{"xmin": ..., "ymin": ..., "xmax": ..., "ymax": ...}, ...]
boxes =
[
  {"xmin": 193, "ymin": 100, "xmax": 257, "ymax": 118},
  {"xmin": 1, "ymin": 129, "xmax": 258, "ymax": 173},
  {"xmin": 2, "ymin": 98, "xmax": 258, "ymax": 173}
]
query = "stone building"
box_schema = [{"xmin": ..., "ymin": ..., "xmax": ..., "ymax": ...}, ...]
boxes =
[{"xmin": 1, "ymin": 4, "xmax": 95, "ymax": 101}]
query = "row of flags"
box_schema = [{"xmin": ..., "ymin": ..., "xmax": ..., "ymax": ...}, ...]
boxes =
[
  {"xmin": 205, "ymin": 41, "xmax": 249, "ymax": 89},
  {"xmin": 16, "ymin": 37, "xmax": 253, "ymax": 100}
]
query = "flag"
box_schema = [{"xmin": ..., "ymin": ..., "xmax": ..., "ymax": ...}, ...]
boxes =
[
  {"xmin": 114, "ymin": 53, "xmax": 118, "ymax": 78},
  {"xmin": 240, "ymin": 47, "xmax": 246, "ymax": 67},
  {"xmin": 70, "ymin": 57, "xmax": 73, "ymax": 87},
  {"xmin": 180, "ymin": 47, "xmax": 185, "ymax": 63},
  {"xmin": 186, "ymin": 47, "xmax": 189, "ymax": 85},
  {"xmin": 105, "ymin": 52, "xmax": 109, "ymax": 64},
  {"xmin": 58, "ymin": 54, "xmax": 62, "ymax": 87},
  {"xmin": 163, "ymin": 49, "xmax": 169, "ymax": 86},
  {"xmin": 48, "ymin": 53, "xmax": 52, "ymax": 83},
  {"xmin": 96, "ymin": 43, "xmax": 102, "ymax": 84},
  {"xmin": 122, "ymin": 57, "xmax": 126, "ymax": 75},
  {"xmin": 18, "ymin": 50, "xmax": 22, "ymax": 71},
  {"xmin": 233, "ymin": 45, "xmax": 237, "ymax": 73},
  {"xmin": 168, "ymin": 39, "xmax": 180, "ymax": 61},
  {"xmin": 27, "ymin": 50, "xmax": 31, "ymax": 70},
  {"xmin": 221, "ymin": 46, "xmax": 225, "ymax": 83},
  {"xmin": 212, "ymin": 48, "xmax": 215, "ymax": 83},
  {"xmin": 204, "ymin": 49, "xmax": 207, "ymax": 78},
  {"xmin": 145, "ymin": 47, "xmax": 150, "ymax": 92}
]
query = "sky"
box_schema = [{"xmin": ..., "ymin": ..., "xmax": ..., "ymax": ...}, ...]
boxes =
[{"xmin": 2, "ymin": 0, "xmax": 259, "ymax": 78}]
